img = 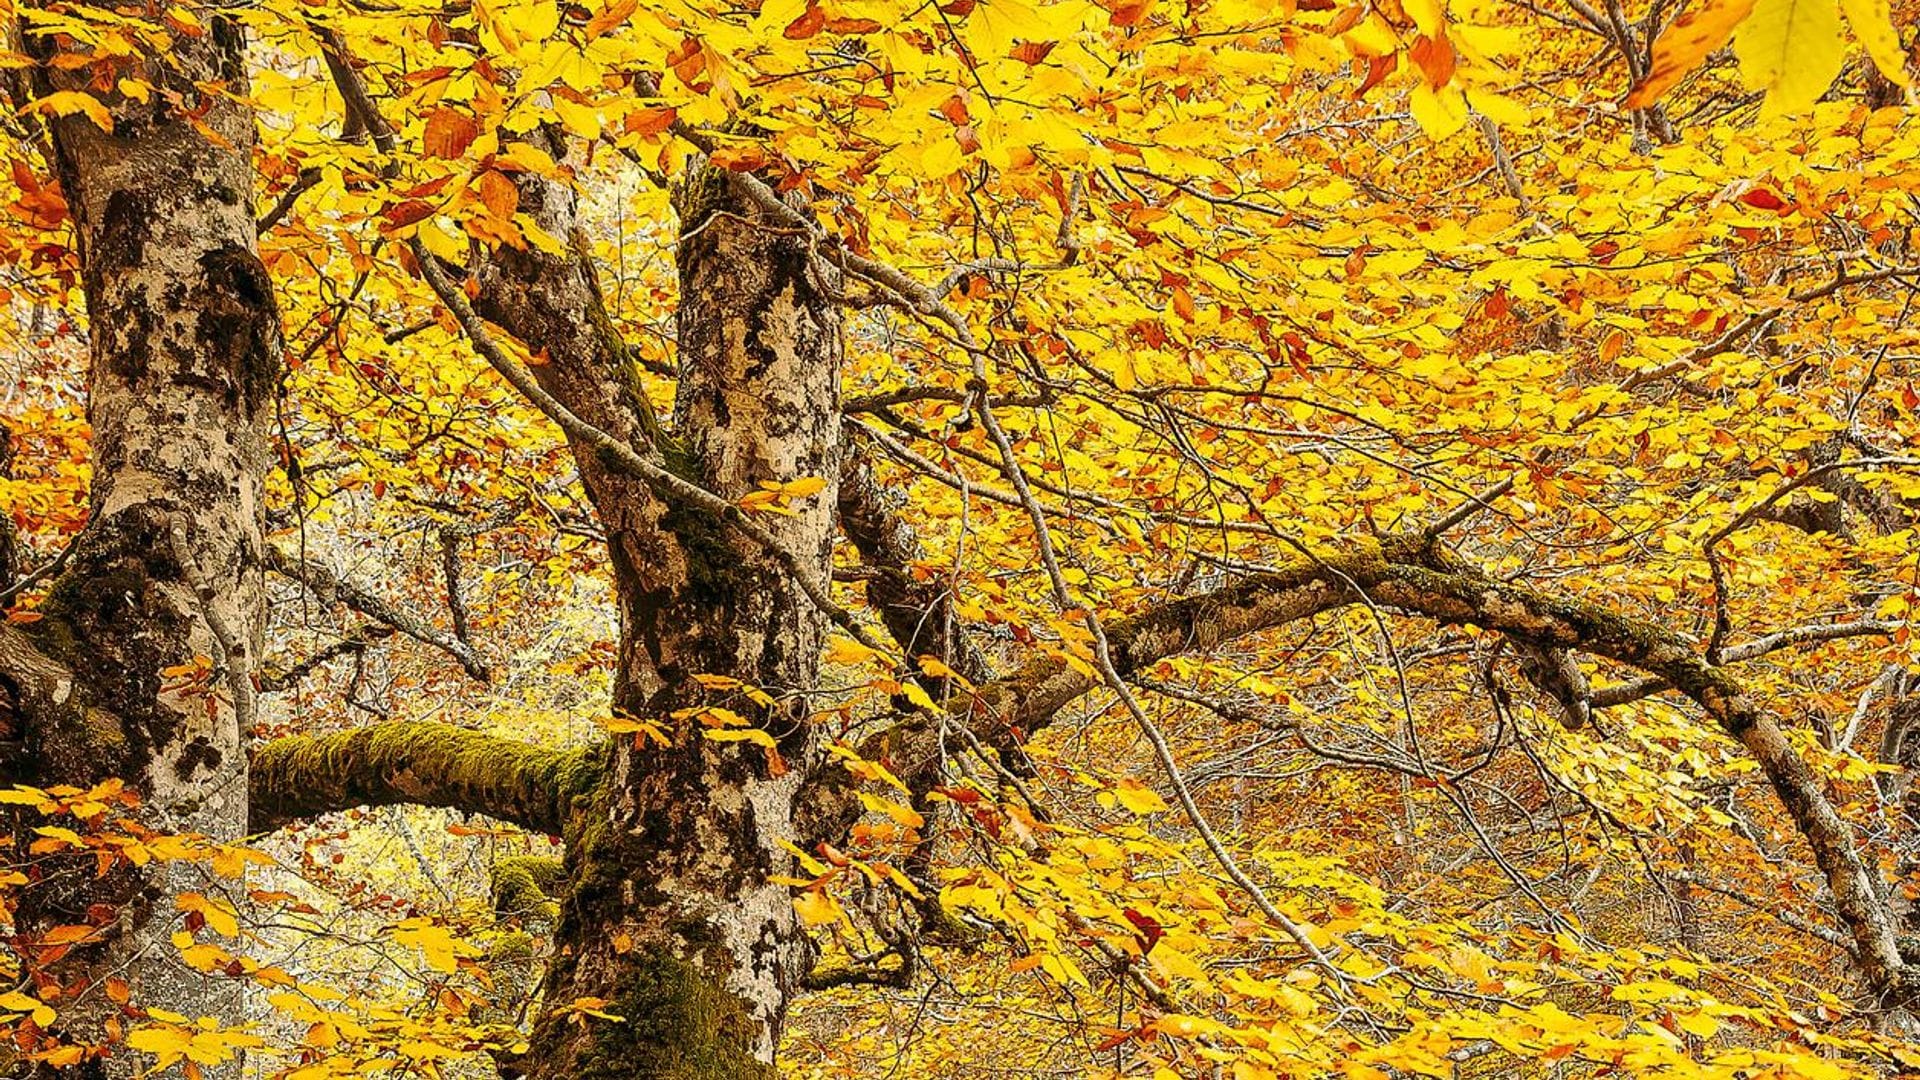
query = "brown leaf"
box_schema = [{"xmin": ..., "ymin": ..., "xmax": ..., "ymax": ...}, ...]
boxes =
[{"xmin": 1010, "ymin": 39, "xmax": 1057, "ymax": 64}]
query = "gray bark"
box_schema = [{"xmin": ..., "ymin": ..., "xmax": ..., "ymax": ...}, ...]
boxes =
[{"xmin": 2, "ymin": 8, "xmax": 279, "ymax": 1072}]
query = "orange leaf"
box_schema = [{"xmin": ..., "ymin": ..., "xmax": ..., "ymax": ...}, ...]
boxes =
[
  {"xmin": 476, "ymin": 170, "xmax": 520, "ymax": 219},
  {"xmin": 422, "ymin": 108, "xmax": 479, "ymax": 160},
  {"xmin": 784, "ymin": 2, "xmax": 825, "ymax": 38},
  {"xmin": 1408, "ymin": 33, "xmax": 1455, "ymax": 87},
  {"xmin": 1626, "ymin": 0, "xmax": 1756, "ymax": 108}
]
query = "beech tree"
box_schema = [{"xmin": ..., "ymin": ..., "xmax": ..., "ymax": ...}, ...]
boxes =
[{"xmin": 3, "ymin": 0, "xmax": 1920, "ymax": 1078}]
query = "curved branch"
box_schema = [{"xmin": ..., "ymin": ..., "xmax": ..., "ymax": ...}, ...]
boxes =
[
  {"xmin": 1590, "ymin": 619, "xmax": 1899, "ymax": 708},
  {"xmin": 828, "ymin": 538, "xmax": 1912, "ymax": 1003},
  {"xmin": 249, "ymin": 721, "xmax": 603, "ymax": 836}
]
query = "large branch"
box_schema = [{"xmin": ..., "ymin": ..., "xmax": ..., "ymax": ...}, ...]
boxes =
[
  {"xmin": 1591, "ymin": 620, "xmax": 1901, "ymax": 708},
  {"xmin": 829, "ymin": 538, "xmax": 1913, "ymax": 1004},
  {"xmin": 249, "ymin": 721, "xmax": 603, "ymax": 836}
]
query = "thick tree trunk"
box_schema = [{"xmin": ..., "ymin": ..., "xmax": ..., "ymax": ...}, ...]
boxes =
[
  {"xmin": 1, "ymin": 7, "xmax": 279, "ymax": 1074},
  {"xmin": 481, "ymin": 167, "xmax": 841, "ymax": 1078}
]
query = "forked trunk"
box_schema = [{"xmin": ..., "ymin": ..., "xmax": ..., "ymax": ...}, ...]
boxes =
[{"xmin": 516, "ymin": 171, "xmax": 841, "ymax": 1079}]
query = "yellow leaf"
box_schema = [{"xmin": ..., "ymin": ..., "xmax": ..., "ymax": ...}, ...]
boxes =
[
  {"xmin": 392, "ymin": 919, "xmax": 463, "ymax": 973},
  {"xmin": 31, "ymin": 91, "xmax": 112, "ymax": 132},
  {"xmin": 824, "ymin": 637, "xmax": 882, "ymax": 665},
  {"xmin": 552, "ymin": 96, "xmax": 602, "ymax": 140},
  {"xmin": 177, "ymin": 892, "xmax": 239, "ymax": 937},
  {"xmin": 127, "ymin": 1025, "xmax": 191, "ymax": 1061},
  {"xmin": 602, "ymin": 714, "xmax": 671, "ymax": 746},
  {"xmin": 0, "ymin": 991, "xmax": 55, "ymax": 1027},
  {"xmin": 1837, "ymin": 0, "xmax": 1910, "ymax": 85},
  {"xmin": 1113, "ymin": 777, "xmax": 1168, "ymax": 815},
  {"xmin": 1403, "ymin": 0, "xmax": 1445, "ymax": 38},
  {"xmin": 794, "ymin": 888, "xmax": 841, "ymax": 926},
  {"xmin": 1408, "ymin": 82, "xmax": 1469, "ymax": 140},
  {"xmin": 857, "ymin": 791, "xmax": 926, "ymax": 828},
  {"xmin": 1734, "ymin": 0, "xmax": 1845, "ymax": 115},
  {"xmin": 916, "ymin": 655, "xmax": 974, "ymax": 690},
  {"xmin": 1149, "ymin": 945, "xmax": 1209, "ymax": 983},
  {"xmin": 899, "ymin": 678, "xmax": 938, "ymax": 712},
  {"xmin": 1677, "ymin": 1010, "xmax": 1721, "ymax": 1038},
  {"xmin": 704, "ymin": 727, "xmax": 777, "ymax": 748}
]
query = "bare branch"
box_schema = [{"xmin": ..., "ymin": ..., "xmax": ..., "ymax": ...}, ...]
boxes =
[{"xmin": 265, "ymin": 544, "xmax": 491, "ymax": 682}]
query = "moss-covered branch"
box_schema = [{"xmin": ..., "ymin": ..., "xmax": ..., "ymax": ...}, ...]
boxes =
[
  {"xmin": 249, "ymin": 721, "xmax": 603, "ymax": 836},
  {"xmin": 493, "ymin": 855, "xmax": 564, "ymax": 923}
]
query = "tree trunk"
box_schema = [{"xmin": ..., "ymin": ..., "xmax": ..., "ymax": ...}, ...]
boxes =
[
  {"xmin": 3, "ymin": 8, "xmax": 278, "ymax": 1071},
  {"xmin": 507, "ymin": 169, "xmax": 841, "ymax": 1079}
]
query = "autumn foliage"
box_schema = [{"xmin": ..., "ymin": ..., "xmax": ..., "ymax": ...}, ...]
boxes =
[{"xmin": 2, "ymin": 0, "xmax": 1920, "ymax": 1078}]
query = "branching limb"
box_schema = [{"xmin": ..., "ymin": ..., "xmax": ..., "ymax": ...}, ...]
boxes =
[
  {"xmin": 1592, "ymin": 619, "xmax": 1901, "ymax": 708},
  {"xmin": 830, "ymin": 537, "xmax": 1916, "ymax": 1002},
  {"xmin": 264, "ymin": 544, "xmax": 491, "ymax": 682},
  {"xmin": 258, "ymin": 624, "xmax": 395, "ymax": 693}
]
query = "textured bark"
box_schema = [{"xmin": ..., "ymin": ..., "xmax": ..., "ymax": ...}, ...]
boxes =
[
  {"xmin": 838, "ymin": 446, "xmax": 991, "ymax": 693},
  {"xmin": 468, "ymin": 160, "xmax": 842, "ymax": 1079},
  {"xmin": 3, "ymin": 7, "xmax": 279, "ymax": 1072}
]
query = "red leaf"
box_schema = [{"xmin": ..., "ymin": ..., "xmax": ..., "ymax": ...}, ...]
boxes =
[
  {"xmin": 382, "ymin": 199, "xmax": 436, "ymax": 227},
  {"xmin": 1122, "ymin": 907, "xmax": 1164, "ymax": 950},
  {"xmin": 1737, "ymin": 187, "xmax": 1788, "ymax": 211}
]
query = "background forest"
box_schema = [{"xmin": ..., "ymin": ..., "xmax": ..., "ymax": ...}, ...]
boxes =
[{"xmin": 1, "ymin": 0, "xmax": 1919, "ymax": 1078}]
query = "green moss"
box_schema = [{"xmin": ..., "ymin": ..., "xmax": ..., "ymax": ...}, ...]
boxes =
[
  {"xmin": 561, "ymin": 792, "xmax": 630, "ymax": 915},
  {"xmin": 492, "ymin": 855, "xmax": 564, "ymax": 924},
  {"xmin": 250, "ymin": 721, "xmax": 607, "ymax": 835},
  {"xmin": 570, "ymin": 947, "xmax": 777, "ymax": 1080}
]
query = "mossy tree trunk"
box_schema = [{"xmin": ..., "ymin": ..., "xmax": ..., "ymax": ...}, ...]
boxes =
[
  {"xmin": 0, "ymin": 5, "xmax": 279, "ymax": 1074},
  {"xmin": 454, "ymin": 156, "xmax": 841, "ymax": 1077}
]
